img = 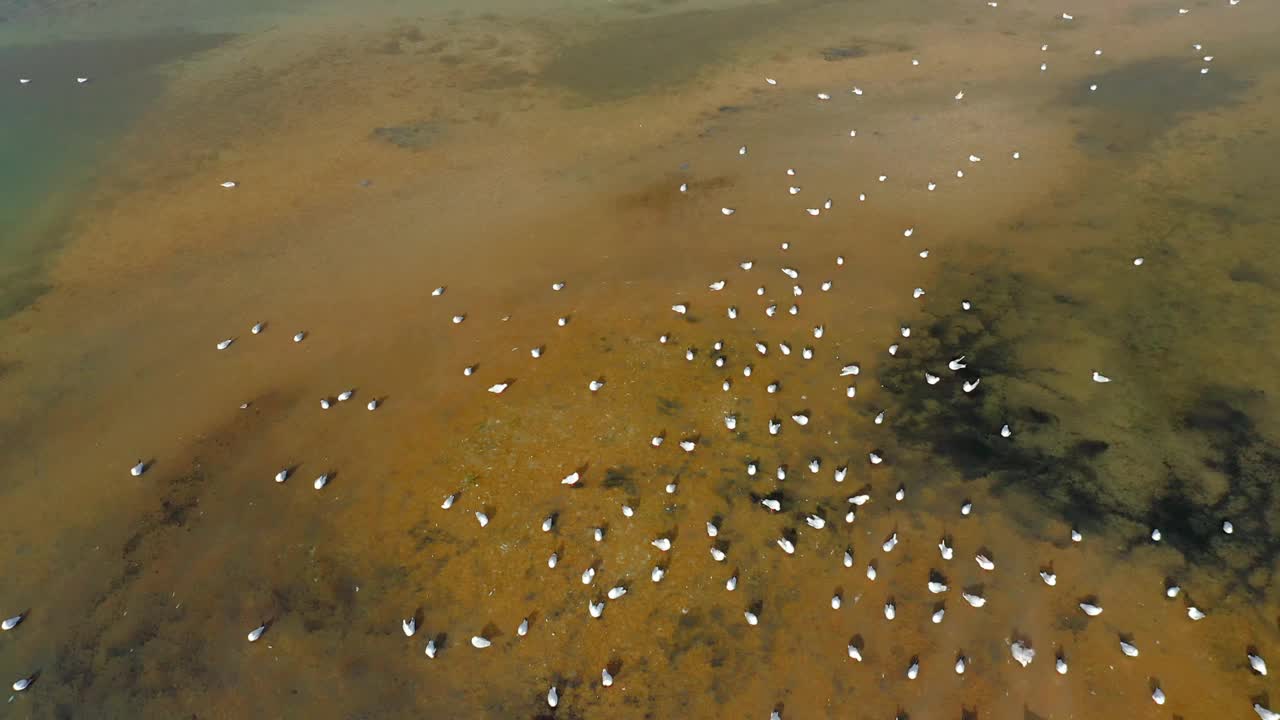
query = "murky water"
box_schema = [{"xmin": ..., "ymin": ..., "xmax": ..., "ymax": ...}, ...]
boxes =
[{"xmin": 2, "ymin": 0, "xmax": 1280, "ymax": 717}]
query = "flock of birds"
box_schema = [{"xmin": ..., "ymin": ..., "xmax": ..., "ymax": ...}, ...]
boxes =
[{"xmin": 4, "ymin": 1, "xmax": 1270, "ymax": 717}]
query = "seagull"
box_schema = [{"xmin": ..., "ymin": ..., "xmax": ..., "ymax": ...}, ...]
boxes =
[
  {"xmin": 220, "ymin": 180, "xmax": 238, "ymax": 188},
  {"xmin": 1000, "ymin": 424, "xmax": 1012, "ymax": 438},
  {"xmin": 1223, "ymin": 519, "xmax": 1235, "ymax": 534},
  {"xmin": 518, "ymin": 618, "xmax": 529, "ymax": 636},
  {"xmin": 1120, "ymin": 640, "xmax": 1140, "ymax": 657},
  {"xmin": 1056, "ymin": 653, "xmax": 1068, "ymax": 674},
  {"xmin": 1257, "ymin": 704, "xmax": 1280, "ymax": 720},
  {"xmin": 1250, "ymin": 652, "xmax": 1268, "ymax": 676},
  {"xmin": 589, "ymin": 600, "xmax": 605, "ymax": 618},
  {"xmin": 652, "ymin": 537, "xmax": 673, "ymax": 551},
  {"xmin": 721, "ymin": 208, "xmax": 735, "ymax": 216},
  {"xmin": 131, "ymin": 460, "xmax": 147, "ymax": 477},
  {"xmin": 1062, "ymin": 12, "xmax": 1073, "ymax": 20},
  {"xmin": 761, "ymin": 498, "xmax": 782, "ymax": 512},
  {"xmin": 424, "ymin": 640, "xmax": 438, "ymax": 658},
  {"xmin": 561, "ymin": 472, "xmax": 580, "ymax": 486},
  {"xmin": 867, "ymin": 563, "xmax": 877, "ymax": 580},
  {"xmin": 247, "ymin": 624, "xmax": 267, "ymax": 642},
  {"xmin": 777, "ymin": 538, "xmax": 796, "ymax": 554},
  {"xmin": 848, "ymin": 644, "xmax": 863, "ymax": 661},
  {"xmin": 402, "ymin": 618, "xmax": 416, "ymax": 637},
  {"xmin": 1040, "ymin": 570, "xmax": 1057, "ymax": 586},
  {"xmin": 1011, "ymin": 642, "xmax": 1035, "ymax": 667},
  {"xmin": 313, "ymin": 474, "xmax": 329, "ymax": 490},
  {"xmin": 895, "ymin": 485, "xmax": 905, "ymax": 502},
  {"xmin": 882, "ymin": 533, "xmax": 898, "ymax": 552},
  {"xmin": 961, "ymin": 501, "xmax": 973, "ymax": 516},
  {"xmin": 912, "ymin": 288, "xmax": 925, "ymax": 299},
  {"xmin": 216, "ymin": 338, "xmax": 234, "ymax": 350},
  {"xmin": 932, "ymin": 608, "xmax": 945, "ymax": 623},
  {"xmin": 849, "ymin": 493, "xmax": 869, "ymax": 506},
  {"xmin": 843, "ymin": 550, "xmax": 854, "ymax": 567},
  {"xmin": 955, "ymin": 656, "xmax": 967, "ymax": 674},
  {"xmin": 274, "ymin": 468, "xmax": 289, "ymax": 483},
  {"xmin": 12, "ymin": 677, "xmax": 32, "ymax": 692},
  {"xmin": 963, "ymin": 379, "xmax": 981, "ymax": 393},
  {"xmin": 906, "ymin": 659, "xmax": 919, "ymax": 679},
  {"xmin": 1, "ymin": 614, "xmax": 22, "ymax": 631},
  {"xmin": 975, "ymin": 554, "xmax": 995, "ymax": 571},
  {"xmin": 367, "ymin": 399, "xmax": 379, "ymax": 411},
  {"xmin": 293, "ymin": 331, "xmax": 306, "ymax": 342},
  {"xmin": 840, "ymin": 364, "xmax": 860, "ymax": 376},
  {"xmin": 441, "ymin": 494, "xmax": 456, "ymax": 510},
  {"xmin": 938, "ymin": 538, "xmax": 954, "ymax": 560},
  {"xmin": 547, "ymin": 686, "xmax": 558, "ymax": 708},
  {"xmin": 791, "ymin": 413, "xmax": 809, "ymax": 426},
  {"xmin": 1092, "ymin": 371, "xmax": 1112, "ymax": 383},
  {"xmin": 948, "ymin": 356, "xmax": 967, "ymax": 371},
  {"xmin": 337, "ymin": 390, "xmax": 353, "ymax": 402},
  {"xmin": 602, "ymin": 668, "xmax": 614, "ymax": 687},
  {"xmin": 432, "ymin": 286, "xmax": 445, "ymax": 296},
  {"xmin": 1166, "ymin": 583, "xmax": 1181, "ymax": 598},
  {"xmin": 740, "ymin": 261, "xmax": 754, "ymax": 270},
  {"xmin": 589, "ymin": 380, "xmax": 605, "ymax": 392},
  {"xmin": 726, "ymin": 575, "xmax": 737, "ymax": 591},
  {"xmin": 709, "ymin": 280, "xmax": 726, "ymax": 291},
  {"xmin": 925, "ymin": 372, "xmax": 941, "ymax": 385},
  {"xmin": 1071, "ymin": 529, "xmax": 1083, "ymax": 542},
  {"xmin": 475, "ymin": 511, "xmax": 489, "ymax": 527},
  {"xmin": 488, "ymin": 383, "xmax": 508, "ymax": 394},
  {"xmin": 805, "ymin": 515, "xmax": 826, "ymax": 529},
  {"xmin": 869, "ymin": 452, "xmax": 883, "ymax": 465},
  {"xmin": 884, "ymin": 601, "xmax": 896, "ymax": 620},
  {"xmin": 744, "ymin": 610, "xmax": 759, "ymax": 625},
  {"xmin": 725, "ymin": 415, "xmax": 737, "ymax": 431},
  {"xmin": 955, "ymin": 90, "xmax": 965, "ymax": 100},
  {"xmin": 1080, "ymin": 602, "xmax": 1103, "ymax": 616},
  {"xmin": 548, "ymin": 553, "xmax": 558, "ymax": 568},
  {"xmin": 962, "ymin": 592, "xmax": 986, "ymax": 608},
  {"xmin": 888, "ymin": 344, "xmax": 898, "ymax": 356},
  {"xmin": 835, "ymin": 466, "xmax": 848, "ymax": 482},
  {"xmin": 1188, "ymin": 606, "xmax": 1206, "ymax": 620},
  {"xmin": 1151, "ymin": 528, "xmax": 1163, "ymax": 542},
  {"xmin": 928, "ymin": 580, "xmax": 948, "ymax": 594},
  {"xmin": 672, "ymin": 303, "xmax": 688, "ymax": 314},
  {"xmin": 769, "ymin": 418, "xmax": 781, "ymax": 435}
]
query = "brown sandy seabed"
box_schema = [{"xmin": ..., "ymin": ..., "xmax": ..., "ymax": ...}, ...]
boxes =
[{"xmin": 1, "ymin": 0, "xmax": 1280, "ymax": 717}]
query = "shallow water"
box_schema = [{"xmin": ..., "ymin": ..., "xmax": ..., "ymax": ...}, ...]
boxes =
[{"xmin": 2, "ymin": 0, "xmax": 1280, "ymax": 718}]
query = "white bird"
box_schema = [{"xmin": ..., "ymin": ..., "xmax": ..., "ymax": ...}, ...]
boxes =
[
  {"xmin": 1080, "ymin": 601, "xmax": 1104, "ymax": 617},
  {"xmin": 313, "ymin": 474, "xmax": 329, "ymax": 490},
  {"xmin": 593, "ymin": 527, "xmax": 605, "ymax": 542},
  {"xmin": 367, "ymin": 399, "xmax": 379, "ymax": 411},
  {"xmin": 518, "ymin": 618, "xmax": 529, "ymax": 636},
  {"xmin": 961, "ymin": 501, "xmax": 973, "ymax": 515},
  {"xmin": 131, "ymin": 460, "xmax": 147, "ymax": 477},
  {"xmin": 867, "ymin": 563, "xmax": 877, "ymax": 580},
  {"xmin": 1062, "ymin": 12, "xmax": 1073, "ymax": 20},
  {"xmin": 884, "ymin": 601, "xmax": 896, "ymax": 620},
  {"xmin": 251, "ymin": 322, "xmax": 264, "ymax": 334},
  {"xmin": 777, "ymin": 538, "xmax": 796, "ymax": 554},
  {"xmin": 1223, "ymin": 520, "xmax": 1234, "ymax": 534},
  {"xmin": 721, "ymin": 208, "xmax": 735, "ymax": 216},
  {"xmin": 927, "ymin": 182, "xmax": 937, "ymax": 191},
  {"xmin": 531, "ymin": 347, "xmax": 543, "ymax": 358},
  {"xmin": 816, "ymin": 92, "xmax": 830, "ymax": 100},
  {"xmin": 932, "ymin": 608, "xmax": 945, "ymax": 623},
  {"xmin": 928, "ymin": 581, "xmax": 948, "ymax": 594},
  {"xmin": 901, "ymin": 326, "xmax": 911, "ymax": 338},
  {"xmin": 1092, "ymin": 371, "xmax": 1112, "ymax": 383},
  {"xmin": 894, "ymin": 486, "xmax": 905, "ymax": 502},
  {"xmin": 652, "ymin": 537, "xmax": 673, "ymax": 551},
  {"xmin": 869, "ymin": 452, "xmax": 883, "ymax": 465},
  {"xmin": 846, "ymin": 385, "xmax": 856, "ymax": 398},
  {"xmin": 925, "ymin": 372, "xmax": 940, "ymax": 385},
  {"xmin": 293, "ymin": 331, "xmax": 306, "ymax": 342},
  {"xmin": 963, "ymin": 379, "xmax": 981, "ymax": 393},
  {"xmin": 726, "ymin": 575, "xmax": 737, "ymax": 591},
  {"xmin": 852, "ymin": 87, "xmax": 863, "ymax": 96},
  {"xmin": 904, "ymin": 227, "xmax": 914, "ymax": 237},
  {"xmin": 769, "ymin": 419, "xmax": 781, "ymax": 435},
  {"xmin": 1, "ymin": 615, "xmax": 22, "ymax": 631},
  {"xmin": 547, "ymin": 686, "xmax": 558, "ymax": 708},
  {"xmin": 710, "ymin": 547, "xmax": 727, "ymax": 562},
  {"xmin": 441, "ymin": 494, "xmax": 456, "ymax": 510},
  {"xmin": 738, "ymin": 145, "xmax": 747, "ymax": 155},
  {"xmin": 882, "ymin": 533, "xmax": 898, "ymax": 552},
  {"xmin": 475, "ymin": 511, "xmax": 489, "ymax": 527},
  {"xmin": 402, "ymin": 618, "xmax": 416, "ymax": 636},
  {"xmin": 659, "ymin": 334, "xmax": 669, "ymax": 344},
  {"xmin": 961, "ymin": 300, "xmax": 972, "ymax": 310},
  {"xmin": 808, "ymin": 458, "xmax": 820, "ymax": 473},
  {"xmin": 1188, "ymin": 606, "xmax": 1206, "ymax": 620},
  {"xmin": 791, "ymin": 413, "xmax": 809, "ymax": 426},
  {"xmin": 822, "ymin": 281, "xmax": 833, "ymax": 291},
  {"xmin": 955, "ymin": 656, "xmax": 967, "ymax": 674},
  {"xmin": 975, "ymin": 554, "xmax": 995, "ymax": 571},
  {"xmin": 848, "ymin": 644, "xmax": 863, "ymax": 661},
  {"xmin": 805, "ymin": 515, "xmax": 826, "ymax": 529},
  {"xmin": 589, "ymin": 380, "xmax": 605, "ymax": 392},
  {"xmin": 843, "ymin": 550, "xmax": 854, "ymax": 568},
  {"xmin": 955, "ymin": 90, "xmax": 965, "ymax": 100},
  {"xmin": 724, "ymin": 415, "xmax": 737, "ymax": 431},
  {"xmin": 888, "ymin": 344, "xmax": 898, "ymax": 356},
  {"xmin": 948, "ymin": 356, "xmax": 967, "ymax": 371},
  {"xmin": 432, "ymin": 286, "xmax": 445, "ymax": 296},
  {"xmin": 548, "ymin": 552, "xmax": 558, "ymax": 568},
  {"xmin": 938, "ymin": 539, "xmax": 954, "ymax": 560},
  {"xmin": 1040, "ymin": 570, "xmax": 1057, "ymax": 586},
  {"xmin": 728, "ymin": 307, "xmax": 738, "ymax": 319},
  {"xmin": 766, "ymin": 78, "xmax": 777, "ymax": 85},
  {"xmin": 1166, "ymin": 584, "xmax": 1181, "ymax": 598},
  {"xmin": 761, "ymin": 498, "xmax": 781, "ymax": 512},
  {"xmin": 672, "ymin": 303, "xmax": 688, "ymax": 314},
  {"xmin": 488, "ymin": 383, "xmax": 508, "ymax": 394},
  {"xmin": 1257, "ymin": 705, "xmax": 1280, "ymax": 720},
  {"xmin": 840, "ymin": 364, "xmax": 860, "ymax": 376},
  {"xmin": 651, "ymin": 566, "xmax": 664, "ymax": 582},
  {"xmin": 1151, "ymin": 528, "xmax": 1163, "ymax": 542},
  {"xmin": 338, "ymin": 390, "xmax": 353, "ymax": 402},
  {"xmin": 835, "ymin": 466, "xmax": 848, "ymax": 482},
  {"xmin": 1056, "ymin": 655, "xmax": 1068, "ymax": 674},
  {"xmin": 216, "ymin": 338, "xmax": 234, "ymax": 350},
  {"xmin": 1250, "ymin": 653, "xmax": 1268, "ymax": 676},
  {"xmin": 247, "ymin": 624, "xmax": 267, "ymax": 642},
  {"xmin": 912, "ymin": 288, "xmax": 925, "ymax": 299},
  {"xmin": 1071, "ymin": 529, "xmax": 1083, "ymax": 542},
  {"xmin": 274, "ymin": 468, "xmax": 289, "ymax": 483},
  {"xmin": 740, "ymin": 261, "xmax": 754, "ymax": 270},
  {"xmin": 1120, "ymin": 640, "xmax": 1140, "ymax": 657},
  {"xmin": 424, "ymin": 640, "xmax": 438, "ymax": 658},
  {"xmin": 680, "ymin": 439, "xmax": 697, "ymax": 452},
  {"xmin": 906, "ymin": 659, "xmax": 919, "ymax": 679},
  {"xmin": 849, "ymin": 493, "xmax": 869, "ymax": 506},
  {"xmin": 12, "ymin": 677, "xmax": 32, "ymax": 692},
  {"xmin": 744, "ymin": 611, "xmax": 759, "ymax": 625},
  {"xmin": 602, "ymin": 668, "xmax": 614, "ymax": 687},
  {"xmin": 709, "ymin": 280, "xmax": 726, "ymax": 291},
  {"xmin": 1001, "ymin": 424, "xmax": 1012, "ymax": 438},
  {"xmin": 589, "ymin": 600, "xmax": 604, "ymax": 618},
  {"xmin": 220, "ymin": 180, "xmax": 238, "ymax": 188},
  {"xmin": 1011, "ymin": 642, "xmax": 1035, "ymax": 667},
  {"xmin": 651, "ymin": 435, "xmax": 663, "ymax": 447},
  {"xmin": 622, "ymin": 505, "xmax": 634, "ymax": 517},
  {"xmin": 963, "ymin": 592, "xmax": 986, "ymax": 608}
]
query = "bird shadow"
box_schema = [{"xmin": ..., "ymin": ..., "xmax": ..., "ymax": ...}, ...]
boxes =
[
  {"xmin": 961, "ymin": 707, "xmax": 978, "ymax": 720},
  {"xmin": 1149, "ymin": 677, "xmax": 1162, "ymax": 692},
  {"xmin": 413, "ymin": 607, "xmax": 424, "ymax": 628},
  {"xmin": 480, "ymin": 622, "xmax": 503, "ymax": 641},
  {"xmin": 482, "ymin": 504, "xmax": 496, "ymax": 522},
  {"xmin": 849, "ymin": 633, "xmax": 864, "ymax": 650},
  {"xmin": 606, "ymin": 657, "xmax": 623, "ymax": 676},
  {"xmin": 977, "ymin": 546, "xmax": 995, "ymax": 562},
  {"xmin": 433, "ymin": 631, "xmax": 448, "ymax": 651}
]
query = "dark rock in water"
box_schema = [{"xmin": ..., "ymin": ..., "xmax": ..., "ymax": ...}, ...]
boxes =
[
  {"xmin": 821, "ymin": 46, "xmax": 867, "ymax": 61},
  {"xmin": 372, "ymin": 120, "xmax": 444, "ymax": 149}
]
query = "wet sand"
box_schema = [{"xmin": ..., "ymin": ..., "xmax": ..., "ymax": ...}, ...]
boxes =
[{"xmin": 2, "ymin": 0, "xmax": 1280, "ymax": 717}]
